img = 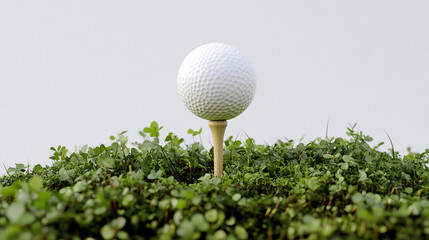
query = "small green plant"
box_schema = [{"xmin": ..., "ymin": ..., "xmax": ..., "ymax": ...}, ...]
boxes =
[{"xmin": 1, "ymin": 122, "xmax": 429, "ymax": 239}]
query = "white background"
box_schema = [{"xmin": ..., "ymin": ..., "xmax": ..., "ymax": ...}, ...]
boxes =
[{"xmin": 1, "ymin": 1, "xmax": 428, "ymax": 175}]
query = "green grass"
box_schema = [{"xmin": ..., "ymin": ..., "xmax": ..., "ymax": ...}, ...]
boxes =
[{"xmin": 1, "ymin": 122, "xmax": 429, "ymax": 240}]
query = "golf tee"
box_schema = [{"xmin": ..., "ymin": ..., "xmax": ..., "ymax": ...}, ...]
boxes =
[{"xmin": 209, "ymin": 120, "xmax": 227, "ymax": 177}]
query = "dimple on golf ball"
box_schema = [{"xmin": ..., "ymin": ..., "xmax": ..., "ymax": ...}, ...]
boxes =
[{"xmin": 177, "ymin": 43, "xmax": 257, "ymax": 120}]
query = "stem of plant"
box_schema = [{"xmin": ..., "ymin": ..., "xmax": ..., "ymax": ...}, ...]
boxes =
[{"xmin": 209, "ymin": 120, "xmax": 227, "ymax": 177}]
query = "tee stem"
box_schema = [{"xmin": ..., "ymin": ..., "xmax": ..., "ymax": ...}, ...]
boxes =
[{"xmin": 209, "ymin": 120, "xmax": 227, "ymax": 177}]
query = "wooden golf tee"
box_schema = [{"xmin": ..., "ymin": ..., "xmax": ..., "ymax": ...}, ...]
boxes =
[{"xmin": 209, "ymin": 120, "xmax": 227, "ymax": 177}]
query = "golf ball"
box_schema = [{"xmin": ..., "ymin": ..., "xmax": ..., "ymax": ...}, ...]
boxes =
[{"xmin": 178, "ymin": 43, "xmax": 257, "ymax": 120}]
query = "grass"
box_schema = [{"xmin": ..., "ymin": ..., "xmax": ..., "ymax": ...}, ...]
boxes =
[{"xmin": 1, "ymin": 122, "xmax": 429, "ymax": 240}]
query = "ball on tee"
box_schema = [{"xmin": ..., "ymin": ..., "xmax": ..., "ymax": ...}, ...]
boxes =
[{"xmin": 177, "ymin": 43, "xmax": 257, "ymax": 120}]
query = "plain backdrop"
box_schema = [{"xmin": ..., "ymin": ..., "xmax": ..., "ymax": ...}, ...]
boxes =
[{"xmin": 1, "ymin": 1, "xmax": 428, "ymax": 175}]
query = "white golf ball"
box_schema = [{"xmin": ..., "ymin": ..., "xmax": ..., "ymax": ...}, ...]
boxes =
[{"xmin": 178, "ymin": 43, "xmax": 257, "ymax": 120}]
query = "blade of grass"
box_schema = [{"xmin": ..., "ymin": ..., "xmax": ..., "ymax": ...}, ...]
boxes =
[
  {"xmin": 3, "ymin": 164, "xmax": 9, "ymax": 175},
  {"xmin": 384, "ymin": 130, "xmax": 396, "ymax": 160},
  {"xmin": 325, "ymin": 119, "xmax": 330, "ymax": 139}
]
